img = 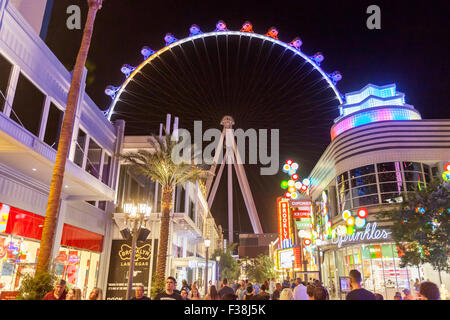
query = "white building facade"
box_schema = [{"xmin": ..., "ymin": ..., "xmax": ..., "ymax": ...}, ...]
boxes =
[
  {"xmin": 0, "ymin": 0, "xmax": 123, "ymax": 299},
  {"xmin": 308, "ymin": 84, "xmax": 450, "ymax": 299}
]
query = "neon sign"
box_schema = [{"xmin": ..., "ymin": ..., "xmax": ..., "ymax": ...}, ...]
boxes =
[
  {"xmin": 330, "ymin": 222, "xmax": 391, "ymax": 248},
  {"xmin": 278, "ymin": 198, "xmax": 293, "ymax": 249}
]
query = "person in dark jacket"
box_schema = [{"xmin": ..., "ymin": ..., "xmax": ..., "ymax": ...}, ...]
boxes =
[{"xmin": 346, "ymin": 270, "xmax": 376, "ymax": 300}]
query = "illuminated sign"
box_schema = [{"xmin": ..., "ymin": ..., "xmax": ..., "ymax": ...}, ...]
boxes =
[
  {"xmin": 278, "ymin": 198, "xmax": 293, "ymax": 249},
  {"xmin": 330, "ymin": 222, "xmax": 392, "ymax": 248},
  {"xmin": 293, "ymin": 210, "xmax": 311, "ymax": 218},
  {"xmin": 278, "ymin": 248, "xmax": 294, "ymax": 269},
  {"xmin": 295, "ymin": 219, "xmax": 312, "ymax": 230}
]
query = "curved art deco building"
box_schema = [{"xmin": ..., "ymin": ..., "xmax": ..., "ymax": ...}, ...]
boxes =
[{"xmin": 307, "ymin": 84, "xmax": 450, "ymax": 300}]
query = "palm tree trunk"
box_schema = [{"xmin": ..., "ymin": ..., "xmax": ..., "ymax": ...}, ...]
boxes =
[
  {"xmin": 35, "ymin": 0, "xmax": 102, "ymax": 274},
  {"xmin": 156, "ymin": 185, "xmax": 174, "ymax": 281}
]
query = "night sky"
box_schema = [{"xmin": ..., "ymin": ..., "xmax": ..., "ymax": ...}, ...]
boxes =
[{"xmin": 46, "ymin": 0, "xmax": 450, "ymax": 236}]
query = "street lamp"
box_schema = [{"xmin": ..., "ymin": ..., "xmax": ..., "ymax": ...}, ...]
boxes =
[
  {"xmin": 216, "ymin": 255, "xmax": 221, "ymax": 287},
  {"xmin": 122, "ymin": 202, "xmax": 152, "ymax": 300},
  {"xmin": 204, "ymin": 239, "xmax": 211, "ymax": 296}
]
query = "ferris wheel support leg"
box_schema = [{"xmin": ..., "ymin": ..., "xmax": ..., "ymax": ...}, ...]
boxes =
[
  {"xmin": 205, "ymin": 129, "xmax": 225, "ymax": 197},
  {"xmin": 227, "ymin": 152, "xmax": 233, "ymax": 243},
  {"xmin": 207, "ymin": 158, "xmax": 225, "ymax": 209},
  {"xmin": 231, "ymin": 135, "xmax": 263, "ymax": 234}
]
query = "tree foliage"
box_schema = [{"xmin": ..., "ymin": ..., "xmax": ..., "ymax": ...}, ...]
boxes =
[
  {"xmin": 242, "ymin": 254, "xmax": 276, "ymax": 283},
  {"xmin": 211, "ymin": 243, "xmax": 241, "ymax": 281},
  {"xmin": 17, "ymin": 271, "xmax": 56, "ymax": 300},
  {"xmin": 377, "ymin": 179, "xmax": 449, "ymax": 272}
]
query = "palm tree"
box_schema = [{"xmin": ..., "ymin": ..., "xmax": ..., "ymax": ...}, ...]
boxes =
[
  {"xmin": 36, "ymin": 0, "xmax": 103, "ymax": 274},
  {"xmin": 121, "ymin": 133, "xmax": 210, "ymax": 294}
]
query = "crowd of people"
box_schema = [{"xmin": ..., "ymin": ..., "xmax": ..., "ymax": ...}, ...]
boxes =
[{"xmin": 41, "ymin": 269, "xmax": 443, "ymax": 301}]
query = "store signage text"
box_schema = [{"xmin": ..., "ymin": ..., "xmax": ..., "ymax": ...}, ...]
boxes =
[
  {"xmin": 331, "ymin": 222, "xmax": 391, "ymax": 248},
  {"xmin": 118, "ymin": 244, "xmax": 151, "ymax": 261},
  {"xmin": 278, "ymin": 199, "xmax": 292, "ymax": 248}
]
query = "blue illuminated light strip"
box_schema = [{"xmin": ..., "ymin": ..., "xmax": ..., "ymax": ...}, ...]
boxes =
[
  {"xmin": 107, "ymin": 31, "xmax": 343, "ymax": 120},
  {"xmin": 331, "ymin": 107, "xmax": 422, "ymax": 140}
]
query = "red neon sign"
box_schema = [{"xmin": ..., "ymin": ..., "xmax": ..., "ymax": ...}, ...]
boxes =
[{"xmin": 278, "ymin": 198, "xmax": 292, "ymax": 246}]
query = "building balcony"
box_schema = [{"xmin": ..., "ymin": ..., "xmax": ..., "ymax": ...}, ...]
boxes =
[{"xmin": 0, "ymin": 110, "xmax": 115, "ymax": 201}]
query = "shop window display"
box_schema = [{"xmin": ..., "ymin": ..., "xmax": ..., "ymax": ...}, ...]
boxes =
[{"xmin": 54, "ymin": 247, "xmax": 100, "ymax": 300}]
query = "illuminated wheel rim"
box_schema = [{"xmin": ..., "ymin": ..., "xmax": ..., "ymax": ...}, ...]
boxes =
[{"xmin": 105, "ymin": 29, "xmax": 343, "ymax": 121}]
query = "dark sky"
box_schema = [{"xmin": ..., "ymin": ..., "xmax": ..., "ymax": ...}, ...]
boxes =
[{"xmin": 46, "ymin": 0, "xmax": 450, "ymax": 236}]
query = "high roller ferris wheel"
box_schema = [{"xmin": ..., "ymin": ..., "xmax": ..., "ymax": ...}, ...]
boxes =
[{"xmin": 104, "ymin": 20, "xmax": 345, "ymax": 241}]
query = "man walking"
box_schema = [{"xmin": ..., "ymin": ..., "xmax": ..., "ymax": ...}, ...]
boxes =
[
  {"xmin": 346, "ymin": 270, "xmax": 376, "ymax": 300},
  {"xmin": 130, "ymin": 285, "xmax": 151, "ymax": 300},
  {"xmin": 154, "ymin": 277, "xmax": 182, "ymax": 300},
  {"xmin": 218, "ymin": 278, "xmax": 235, "ymax": 299},
  {"xmin": 293, "ymin": 278, "xmax": 308, "ymax": 300},
  {"xmin": 43, "ymin": 279, "xmax": 67, "ymax": 300}
]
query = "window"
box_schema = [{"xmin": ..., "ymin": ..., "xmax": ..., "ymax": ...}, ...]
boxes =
[
  {"xmin": 381, "ymin": 193, "xmax": 403, "ymax": 204},
  {"xmin": 351, "ymin": 184, "xmax": 378, "ymax": 198},
  {"xmin": 86, "ymin": 139, "xmax": 102, "ymax": 178},
  {"xmin": 337, "ymin": 172, "xmax": 349, "ymax": 184},
  {"xmin": 422, "ymin": 164, "xmax": 430, "ymax": 175},
  {"xmin": 431, "ymin": 167, "xmax": 439, "ymax": 177},
  {"xmin": 44, "ymin": 103, "xmax": 64, "ymax": 149},
  {"xmin": 0, "ymin": 54, "xmax": 12, "ymax": 112},
  {"xmin": 352, "ymin": 195, "xmax": 379, "ymax": 207},
  {"xmin": 402, "ymin": 162, "xmax": 421, "ymax": 172},
  {"xmin": 350, "ymin": 165, "xmax": 375, "ymax": 179},
  {"xmin": 377, "ymin": 162, "xmax": 396, "ymax": 173},
  {"xmin": 351, "ymin": 174, "xmax": 376, "ymax": 187},
  {"xmin": 102, "ymin": 154, "xmax": 111, "ymax": 185},
  {"xmin": 98, "ymin": 201, "xmax": 106, "ymax": 211},
  {"xmin": 404, "ymin": 172, "xmax": 423, "ymax": 182},
  {"xmin": 379, "ymin": 182, "xmax": 404, "ymax": 194},
  {"xmin": 378, "ymin": 172, "xmax": 400, "ymax": 183},
  {"xmin": 10, "ymin": 73, "xmax": 45, "ymax": 136},
  {"xmin": 74, "ymin": 129, "xmax": 87, "ymax": 167},
  {"xmin": 406, "ymin": 182, "xmax": 424, "ymax": 192}
]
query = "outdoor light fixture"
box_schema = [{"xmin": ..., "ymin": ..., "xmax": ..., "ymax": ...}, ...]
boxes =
[
  {"xmin": 215, "ymin": 255, "xmax": 221, "ymax": 287},
  {"xmin": 121, "ymin": 202, "xmax": 152, "ymax": 300}
]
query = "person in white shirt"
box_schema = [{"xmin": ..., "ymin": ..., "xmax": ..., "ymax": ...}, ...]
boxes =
[
  {"xmin": 269, "ymin": 278, "xmax": 276, "ymax": 294},
  {"xmin": 293, "ymin": 278, "xmax": 309, "ymax": 300}
]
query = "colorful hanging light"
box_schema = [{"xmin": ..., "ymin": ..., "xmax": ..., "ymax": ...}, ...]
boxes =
[
  {"xmin": 286, "ymin": 159, "xmax": 293, "ymax": 165},
  {"xmin": 357, "ymin": 208, "xmax": 368, "ymax": 219},
  {"xmin": 355, "ymin": 217, "xmax": 366, "ymax": 228},
  {"xmin": 294, "ymin": 181, "xmax": 303, "ymax": 189},
  {"xmin": 281, "ymin": 180, "xmax": 289, "ymax": 189},
  {"xmin": 292, "ymin": 173, "xmax": 299, "ymax": 181},
  {"xmin": 346, "ymin": 216, "xmax": 355, "ymax": 227},
  {"xmin": 342, "ymin": 210, "xmax": 351, "ymax": 221},
  {"xmin": 291, "ymin": 192, "xmax": 299, "ymax": 199},
  {"xmin": 443, "ymin": 171, "xmax": 450, "ymax": 182},
  {"xmin": 302, "ymin": 178, "xmax": 310, "ymax": 186},
  {"xmin": 445, "ymin": 163, "xmax": 450, "ymax": 172},
  {"xmin": 285, "ymin": 192, "xmax": 291, "ymax": 198},
  {"xmin": 288, "ymin": 187, "xmax": 296, "ymax": 193},
  {"xmin": 304, "ymin": 238, "xmax": 312, "ymax": 246},
  {"xmin": 288, "ymin": 180, "xmax": 295, "ymax": 187},
  {"xmin": 415, "ymin": 206, "xmax": 426, "ymax": 214},
  {"xmin": 291, "ymin": 163, "xmax": 299, "ymax": 170},
  {"xmin": 347, "ymin": 226, "xmax": 355, "ymax": 235},
  {"xmin": 283, "ymin": 164, "xmax": 291, "ymax": 172},
  {"xmin": 300, "ymin": 185, "xmax": 308, "ymax": 192}
]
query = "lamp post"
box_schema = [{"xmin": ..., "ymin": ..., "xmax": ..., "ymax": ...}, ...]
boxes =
[
  {"xmin": 291, "ymin": 254, "xmax": 296, "ymax": 280},
  {"xmin": 204, "ymin": 239, "xmax": 211, "ymax": 296},
  {"xmin": 216, "ymin": 255, "xmax": 221, "ymax": 287},
  {"xmin": 123, "ymin": 203, "xmax": 152, "ymax": 300}
]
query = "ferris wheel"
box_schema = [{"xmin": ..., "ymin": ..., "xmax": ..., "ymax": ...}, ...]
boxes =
[
  {"xmin": 104, "ymin": 20, "xmax": 343, "ymax": 130},
  {"xmin": 104, "ymin": 20, "xmax": 345, "ymax": 237}
]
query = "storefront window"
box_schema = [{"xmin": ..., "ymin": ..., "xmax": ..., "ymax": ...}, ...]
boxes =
[
  {"xmin": 380, "ymin": 193, "xmax": 403, "ymax": 204},
  {"xmin": 337, "ymin": 172, "xmax": 348, "ymax": 184},
  {"xmin": 350, "ymin": 174, "xmax": 376, "ymax": 188},
  {"xmin": 352, "ymin": 195, "xmax": 379, "ymax": 207},
  {"xmin": 351, "ymin": 184, "xmax": 378, "ymax": 198},
  {"xmin": 404, "ymin": 172, "xmax": 423, "ymax": 182},
  {"xmin": 55, "ymin": 247, "xmax": 100, "ymax": 300},
  {"xmin": 379, "ymin": 182, "xmax": 404, "ymax": 194},
  {"xmin": 402, "ymin": 162, "xmax": 421, "ymax": 172},
  {"xmin": 377, "ymin": 162, "xmax": 396, "ymax": 173},
  {"xmin": 350, "ymin": 165, "xmax": 375, "ymax": 178}
]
